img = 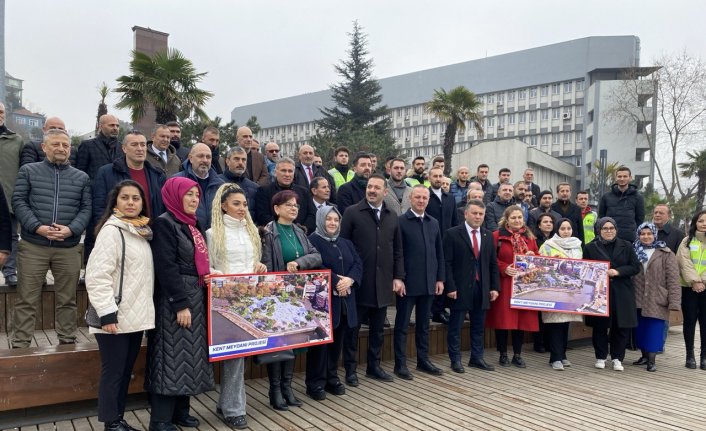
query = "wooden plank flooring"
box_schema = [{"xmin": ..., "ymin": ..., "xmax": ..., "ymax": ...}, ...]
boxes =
[{"xmin": 4, "ymin": 326, "xmax": 705, "ymax": 430}]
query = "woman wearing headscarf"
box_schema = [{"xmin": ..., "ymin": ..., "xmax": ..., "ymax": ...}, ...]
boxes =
[
  {"xmin": 261, "ymin": 190, "xmax": 322, "ymax": 410},
  {"xmin": 146, "ymin": 177, "xmax": 214, "ymax": 431},
  {"xmin": 538, "ymin": 218, "xmax": 584, "ymax": 370},
  {"xmin": 306, "ymin": 205, "xmax": 362, "ymax": 400},
  {"xmin": 631, "ymin": 222, "xmax": 681, "ymax": 372},
  {"xmin": 205, "ymin": 183, "xmax": 266, "ymax": 429},
  {"xmin": 86, "ymin": 180, "xmax": 155, "ymax": 431},
  {"xmin": 677, "ymin": 209, "xmax": 706, "ymax": 369},
  {"xmin": 487, "ymin": 206, "xmax": 539, "ymax": 368},
  {"xmin": 584, "ymin": 217, "xmax": 641, "ymax": 372}
]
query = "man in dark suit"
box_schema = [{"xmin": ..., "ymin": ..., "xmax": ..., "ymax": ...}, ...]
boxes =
[
  {"xmin": 293, "ymin": 144, "xmax": 336, "ymax": 204},
  {"xmin": 426, "ymin": 167, "xmax": 458, "ymax": 325},
  {"xmin": 444, "ymin": 199, "xmax": 500, "ymax": 373},
  {"xmin": 394, "ymin": 185, "xmax": 445, "ymax": 380},
  {"xmin": 523, "ymin": 168, "xmax": 541, "ymax": 207},
  {"xmin": 337, "ymin": 153, "xmax": 372, "ymax": 214},
  {"xmin": 551, "ymin": 182, "xmax": 585, "ymax": 244},
  {"xmin": 340, "ymin": 174, "xmax": 405, "ymax": 385},
  {"xmin": 220, "ymin": 147, "xmax": 259, "ymax": 220},
  {"xmin": 255, "ymin": 157, "xmax": 309, "ymax": 227},
  {"xmin": 236, "ymin": 126, "xmax": 270, "ymax": 186}
]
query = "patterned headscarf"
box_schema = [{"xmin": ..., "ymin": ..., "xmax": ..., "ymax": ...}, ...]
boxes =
[
  {"xmin": 633, "ymin": 222, "xmax": 667, "ymax": 263},
  {"xmin": 594, "ymin": 217, "xmax": 618, "ymax": 245}
]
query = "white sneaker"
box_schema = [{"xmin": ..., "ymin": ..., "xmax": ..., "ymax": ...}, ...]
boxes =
[
  {"xmin": 595, "ymin": 359, "xmax": 606, "ymax": 369},
  {"xmin": 612, "ymin": 359, "xmax": 624, "ymax": 371},
  {"xmin": 561, "ymin": 359, "xmax": 572, "ymax": 367},
  {"xmin": 551, "ymin": 361, "xmax": 564, "ymax": 370}
]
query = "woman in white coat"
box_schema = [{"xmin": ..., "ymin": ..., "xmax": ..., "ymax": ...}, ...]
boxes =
[
  {"xmin": 205, "ymin": 184, "xmax": 267, "ymax": 430},
  {"xmin": 86, "ymin": 180, "xmax": 155, "ymax": 431}
]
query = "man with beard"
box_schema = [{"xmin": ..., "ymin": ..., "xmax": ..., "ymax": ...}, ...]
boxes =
[
  {"xmin": 294, "ymin": 144, "xmax": 336, "ymax": 203},
  {"xmin": 201, "ymin": 126, "xmax": 224, "ymax": 175},
  {"xmin": 523, "ymin": 168, "xmax": 541, "ymax": 207},
  {"xmin": 551, "ymin": 182, "xmax": 585, "ymax": 244},
  {"xmin": 236, "ymin": 126, "xmax": 270, "ymax": 186},
  {"xmin": 405, "ymin": 156, "xmax": 430, "ymax": 187},
  {"xmin": 512, "ymin": 181, "xmax": 530, "ymax": 223},
  {"xmin": 450, "ymin": 166, "xmax": 471, "ymax": 204},
  {"xmin": 264, "ymin": 142, "xmax": 280, "ymax": 182},
  {"xmin": 146, "ymin": 124, "xmax": 181, "ymax": 177},
  {"xmin": 576, "ymin": 190, "xmax": 597, "ymax": 244},
  {"xmin": 337, "ymin": 153, "xmax": 372, "ymax": 214},
  {"xmin": 173, "ymin": 143, "xmax": 225, "ymax": 229},
  {"xmin": 166, "ymin": 121, "xmax": 190, "ymax": 162},
  {"xmin": 383, "ymin": 158, "xmax": 412, "ymax": 216},
  {"xmin": 328, "ymin": 146, "xmax": 354, "ymax": 190},
  {"xmin": 489, "ymin": 168, "xmax": 512, "ymax": 202},
  {"xmin": 598, "ymin": 166, "xmax": 645, "ymax": 242},
  {"xmin": 528, "ymin": 190, "xmax": 562, "ymax": 236},
  {"xmin": 485, "ymin": 183, "xmax": 515, "ymax": 232},
  {"xmin": 340, "ymin": 174, "xmax": 405, "ymax": 385},
  {"xmin": 221, "ymin": 147, "xmax": 258, "ymax": 220},
  {"xmin": 254, "ymin": 157, "xmax": 310, "ymax": 226}
]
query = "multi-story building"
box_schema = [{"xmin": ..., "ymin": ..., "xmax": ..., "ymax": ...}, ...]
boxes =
[
  {"xmin": 231, "ymin": 36, "xmax": 656, "ymax": 189},
  {"xmin": 10, "ymin": 107, "xmax": 45, "ymax": 141}
]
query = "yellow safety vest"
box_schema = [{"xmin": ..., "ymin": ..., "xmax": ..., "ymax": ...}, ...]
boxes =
[
  {"xmin": 328, "ymin": 168, "xmax": 355, "ymax": 190},
  {"xmin": 682, "ymin": 239, "xmax": 706, "ymax": 286},
  {"xmin": 582, "ymin": 211, "xmax": 596, "ymax": 243},
  {"xmin": 405, "ymin": 177, "xmax": 431, "ymax": 188}
]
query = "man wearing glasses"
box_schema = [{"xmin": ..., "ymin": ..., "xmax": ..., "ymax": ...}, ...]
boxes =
[
  {"xmin": 255, "ymin": 157, "xmax": 310, "ymax": 226},
  {"xmin": 264, "ymin": 142, "xmax": 280, "ymax": 182}
]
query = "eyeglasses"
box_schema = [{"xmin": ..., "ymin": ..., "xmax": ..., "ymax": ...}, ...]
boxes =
[
  {"xmin": 280, "ymin": 203, "xmax": 300, "ymax": 209},
  {"xmin": 268, "ymin": 149, "xmax": 280, "ymax": 153},
  {"xmin": 600, "ymin": 227, "xmax": 616, "ymax": 232}
]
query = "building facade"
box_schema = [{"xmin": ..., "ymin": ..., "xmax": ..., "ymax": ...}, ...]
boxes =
[{"xmin": 231, "ymin": 36, "xmax": 656, "ymax": 190}]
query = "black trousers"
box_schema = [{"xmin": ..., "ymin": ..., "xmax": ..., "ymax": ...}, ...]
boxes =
[
  {"xmin": 592, "ymin": 326, "xmax": 630, "ymax": 361},
  {"xmin": 495, "ymin": 329, "xmax": 524, "ymax": 355},
  {"xmin": 393, "ymin": 294, "xmax": 433, "ymax": 367},
  {"xmin": 682, "ymin": 286, "xmax": 706, "ymax": 354},
  {"xmin": 349, "ymin": 305, "xmax": 387, "ymax": 370},
  {"xmin": 545, "ymin": 322, "xmax": 570, "ymax": 363},
  {"xmin": 306, "ymin": 316, "xmax": 350, "ymax": 390},
  {"xmin": 149, "ymin": 394, "xmax": 191, "ymax": 424},
  {"xmin": 95, "ymin": 331, "xmax": 143, "ymax": 423},
  {"xmin": 430, "ymin": 293, "xmax": 446, "ymax": 316}
]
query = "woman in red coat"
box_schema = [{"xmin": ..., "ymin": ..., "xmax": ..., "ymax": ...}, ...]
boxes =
[{"xmin": 487, "ymin": 206, "xmax": 540, "ymax": 368}]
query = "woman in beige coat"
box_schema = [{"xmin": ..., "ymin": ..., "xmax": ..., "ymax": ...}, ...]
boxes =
[
  {"xmin": 631, "ymin": 222, "xmax": 681, "ymax": 372},
  {"xmin": 86, "ymin": 180, "xmax": 155, "ymax": 431}
]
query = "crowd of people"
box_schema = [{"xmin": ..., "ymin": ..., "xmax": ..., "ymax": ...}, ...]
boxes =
[{"xmin": 1, "ymin": 109, "xmax": 705, "ymax": 431}]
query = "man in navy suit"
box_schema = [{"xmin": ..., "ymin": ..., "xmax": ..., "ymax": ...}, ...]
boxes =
[
  {"xmin": 443, "ymin": 199, "xmax": 500, "ymax": 373},
  {"xmin": 393, "ymin": 185, "xmax": 445, "ymax": 380}
]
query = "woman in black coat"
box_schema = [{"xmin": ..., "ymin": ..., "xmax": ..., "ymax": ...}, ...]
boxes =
[
  {"xmin": 146, "ymin": 177, "xmax": 214, "ymax": 431},
  {"xmin": 584, "ymin": 217, "xmax": 641, "ymax": 372},
  {"xmin": 306, "ymin": 205, "xmax": 362, "ymax": 400}
]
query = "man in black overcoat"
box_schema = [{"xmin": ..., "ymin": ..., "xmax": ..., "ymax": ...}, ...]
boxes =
[
  {"xmin": 443, "ymin": 199, "xmax": 500, "ymax": 373},
  {"xmin": 340, "ymin": 174, "xmax": 405, "ymax": 385},
  {"xmin": 337, "ymin": 153, "xmax": 372, "ymax": 214},
  {"xmin": 394, "ymin": 185, "xmax": 445, "ymax": 380}
]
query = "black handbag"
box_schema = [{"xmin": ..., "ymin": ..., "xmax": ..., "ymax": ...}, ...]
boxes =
[
  {"xmin": 252, "ymin": 349, "xmax": 295, "ymax": 365},
  {"xmin": 85, "ymin": 228, "xmax": 126, "ymax": 329}
]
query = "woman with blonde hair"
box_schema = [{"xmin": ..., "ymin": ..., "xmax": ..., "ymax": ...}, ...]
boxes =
[
  {"xmin": 486, "ymin": 206, "xmax": 539, "ymax": 368},
  {"xmin": 205, "ymin": 183, "xmax": 266, "ymax": 429}
]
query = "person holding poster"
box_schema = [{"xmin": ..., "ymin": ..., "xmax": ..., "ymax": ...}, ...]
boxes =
[
  {"xmin": 261, "ymin": 190, "xmax": 322, "ymax": 410},
  {"xmin": 487, "ymin": 206, "xmax": 539, "ymax": 368},
  {"xmin": 631, "ymin": 222, "xmax": 681, "ymax": 372},
  {"xmin": 538, "ymin": 218, "xmax": 584, "ymax": 370},
  {"xmin": 584, "ymin": 217, "xmax": 641, "ymax": 371},
  {"xmin": 306, "ymin": 206, "xmax": 362, "ymax": 400},
  {"xmin": 205, "ymin": 184, "xmax": 266, "ymax": 429}
]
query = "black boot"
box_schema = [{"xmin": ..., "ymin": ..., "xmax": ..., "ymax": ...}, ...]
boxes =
[
  {"xmin": 633, "ymin": 349, "xmax": 648, "ymax": 365},
  {"xmin": 281, "ymin": 359, "xmax": 302, "ymax": 407},
  {"xmin": 266, "ymin": 363, "xmax": 288, "ymax": 411},
  {"xmin": 646, "ymin": 352, "xmax": 657, "ymax": 372},
  {"xmin": 701, "ymin": 354, "xmax": 706, "ymax": 371},
  {"xmin": 686, "ymin": 349, "xmax": 697, "ymax": 369}
]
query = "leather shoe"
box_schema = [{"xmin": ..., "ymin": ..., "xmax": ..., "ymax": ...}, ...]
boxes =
[
  {"xmin": 431, "ymin": 313, "xmax": 449, "ymax": 325},
  {"xmin": 223, "ymin": 415, "xmax": 248, "ymax": 430},
  {"xmin": 632, "ymin": 357, "xmax": 649, "ymax": 366},
  {"xmin": 148, "ymin": 422, "xmax": 177, "ymax": 431},
  {"xmin": 394, "ymin": 366, "xmax": 414, "ymax": 380},
  {"xmin": 468, "ymin": 358, "xmax": 495, "ymax": 371},
  {"xmin": 118, "ymin": 419, "xmax": 139, "ymax": 431},
  {"xmin": 450, "ymin": 361, "xmax": 465, "ymax": 373},
  {"xmin": 366, "ymin": 366, "xmax": 394, "ymax": 382},
  {"xmin": 325, "ymin": 381, "xmax": 346, "ymax": 395},
  {"xmin": 306, "ymin": 386, "xmax": 327, "ymax": 401},
  {"xmin": 5, "ymin": 274, "xmax": 17, "ymax": 287},
  {"xmin": 416, "ymin": 360, "xmax": 443, "ymax": 376},
  {"xmin": 685, "ymin": 356, "xmax": 697, "ymax": 369},
  {"xmin": 172, "ymin": 415, "xmax": 199, "ymax": 428},
  {"xmin": 511, "ymin": 354, "xmax": 527, "ymax": 368},
  {"xmin": 105, "ymin": 420, "xmax": 130, "ymax": 431},
  {"xmin": 345, "ymin": 373, "xmax": 359, "ymax": 387},
  {"xmin": 499, "ymin": 353, "xmax": 511, "ymax": 367}
]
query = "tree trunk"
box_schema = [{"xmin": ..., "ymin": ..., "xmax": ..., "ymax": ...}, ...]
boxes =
[
  {"xmin": 443, "ymin": 123, "xmax": 456, "ymax": 177},
  {"xmin": 697, "ymin": 170, "xmax": 706, "ymax": 211}
]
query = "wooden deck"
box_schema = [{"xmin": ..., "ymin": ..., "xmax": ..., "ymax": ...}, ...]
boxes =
[{"xmin": 4, "ymin": 325, "xmax": 704, "ymax": 431}]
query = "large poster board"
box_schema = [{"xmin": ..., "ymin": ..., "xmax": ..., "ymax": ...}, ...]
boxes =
[
  {"xmin": 510, "ymin": 255, "xmax": 610, "ymax": 317},
  {"xmin": 208, "ymin": 270, "xmax": 333, "ymax": 362}
]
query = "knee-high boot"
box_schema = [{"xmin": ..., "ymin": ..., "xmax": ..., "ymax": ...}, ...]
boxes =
[
  {"xmin": 266, "ymin": 362, "xmax": 288, "ymax": 411},
  {"xmin": 280, "ymin": 359, "xmax": 302, "ymax": 407}
]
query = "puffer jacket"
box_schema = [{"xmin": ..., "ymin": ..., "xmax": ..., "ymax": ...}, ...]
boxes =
[
  {"xmin": 85, "ymin": 216, "xmax": 155, "ymax": 333},
  {"xmin": 12, "ymin": 159, "xmax": 91, "ymax": 248},
  {"xmin": 485, "ymin": 196, "xmax": 516, "ymax": 231},
  {"xmin": 0, "ymin": 128, "xmax": 24, "ymax": 209},
  {"xmin": 145, "ymin": 211, "xmax": 214, "ymax": 396},
  {"xmin": 261, "ymin": 221, "xmax": 322, "ymax": 272},
  {"xmin": 598, "ymin": 183, "xmax": 645, "ymax": 242}
]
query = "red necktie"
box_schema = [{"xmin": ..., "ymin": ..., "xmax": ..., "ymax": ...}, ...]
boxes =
[
  {"xmin": 307, "ymin": 166, "xmax": 313, "ymax": 182},
  {"xmin": 472, "ymin": 229, "xmax": 480, "ymax": 281}
]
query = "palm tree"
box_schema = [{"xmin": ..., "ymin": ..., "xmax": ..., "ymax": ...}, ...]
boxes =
[
  {"xmin": 679, "ymin": 149, "xmax": 706, "ymax": 210},
  {"xmin": 95, "ymin": 82, "xmax": 109, "ymax": 134},
  {"xmin": 114, "ymin": 48, "xmax": 213, "ymax": 124},
  {"xmin": 425, "ymin": 86, "xmax": 484, "ymax": 176}
]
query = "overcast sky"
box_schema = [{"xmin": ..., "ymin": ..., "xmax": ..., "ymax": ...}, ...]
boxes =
[{"xmin": 7, "ymin": 0, "xmax": 705, "ymax": 135}]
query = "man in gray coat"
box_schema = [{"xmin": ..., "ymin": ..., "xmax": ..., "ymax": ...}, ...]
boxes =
[
  {"xmin": 383, "ymin": 158, "xmax": 412, "ymax": 216},
  {"xmin": 11, "ymin": 129, "xmax": 91, "ymax": 347}
]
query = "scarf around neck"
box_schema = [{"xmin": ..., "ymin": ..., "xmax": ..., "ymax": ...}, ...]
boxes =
[
  {"xmin": 112, "ymin": 209, "xmax": 152, "ymax": 239},
  {"xmin": 507, "ymin": 226, "xmax": 530, "ymax": 255},
  {"xmin": 633, "ymin": 222, "xmax": 666, "ymax": 263}
]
